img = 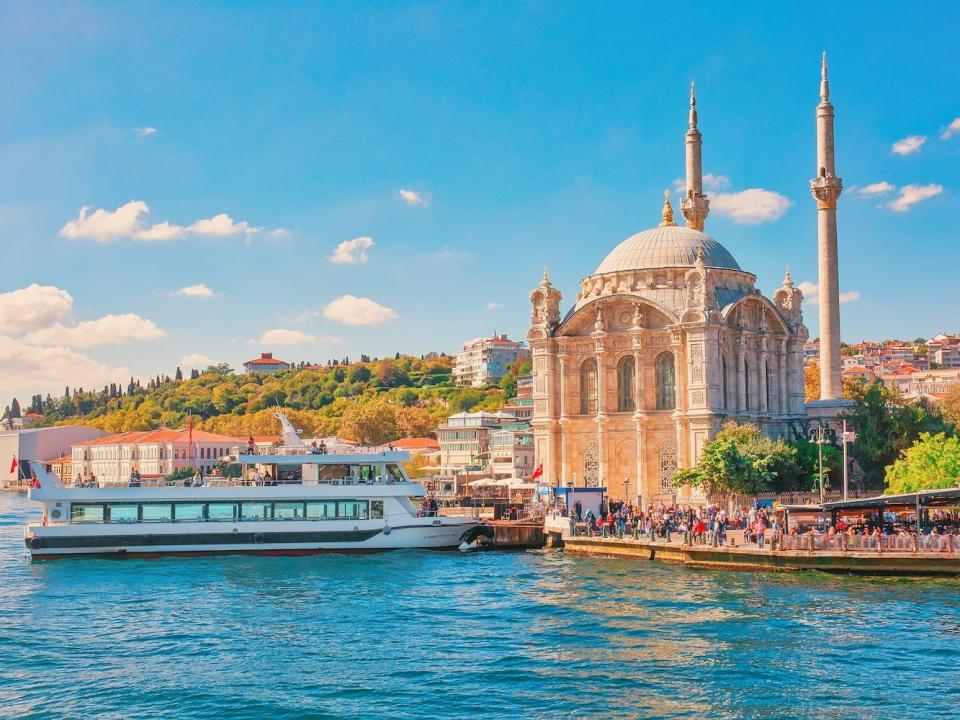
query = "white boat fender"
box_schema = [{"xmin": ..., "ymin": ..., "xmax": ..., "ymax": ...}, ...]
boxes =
[{"xmin": 383, "ymin": 524, "xmax": 392, "ymax": 535}]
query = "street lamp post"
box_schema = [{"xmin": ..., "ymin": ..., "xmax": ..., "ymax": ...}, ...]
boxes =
[
  {"xmin": 840, "ymin": 419, "xmax": 856, "ymax": 501},
  {"xmin": 809, "ymin": 425, "xmax": 835, "ymax": 504}
]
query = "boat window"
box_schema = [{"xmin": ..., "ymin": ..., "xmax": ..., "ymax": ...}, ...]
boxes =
[
  {"xmin": 317, "ymin": 464, "xmax": 349, "ymax": 482},
  {"xmin": 356, "ymin": 465, "xmax": 377, "ymax": 482},
  {"xmin": 274, "ymin": 501, "xmax": 305, "ymax": 520},
  {"xmin": 305, "ymin": 501, "xmax": 336, "ymax": 520},
  {"xmin": 276, "ymin": 466, "xmax": 303, "ymax": 484},
  {"xmin": 141, "ymin": 503, "xmax": 173, "ymax": 522},
  {"xmin": 338, "ymin": 500, "xmax": 369, "ymax": 519},
  {"xmin": 70, "ymin": 503, "xmax": 104, "ymax": 523},
  {"xmin": 371, "ymin": 500, "xmax": 384, "ymax": 519},
  {"xmin": 107, "ymin": 504, "xmax": 138, "ymax": 523},
  {"xmin": 207, "ymin": 503, "xmax": 238, "ymax": 522},
  {"xmin": 385, "ymin": 464, "xmax": 405, "ymax": 482},
  {"xmin": 240, "ymin": 502, "xmax": 272, "ymax": 521},
  {"xmin": 174, "ymin": 503, "xmax": 205, "ymax": 522}
]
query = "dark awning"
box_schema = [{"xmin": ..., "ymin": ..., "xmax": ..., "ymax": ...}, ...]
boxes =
[{"xmin": 823, "ymin": 487, "xmax": 960, "ymax": 512}]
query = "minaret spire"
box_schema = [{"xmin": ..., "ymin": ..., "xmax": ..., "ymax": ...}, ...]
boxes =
[
  {"xmin": 680, "ymin": 82, "xmax": 710, "ymax": 231},
  {"xmin": 810, "ymin": 51, "xmax": 844, "ymax": 401},
  {"xmin": 820, "ymin": 51, "xmax": 830, "ymax": 102}
]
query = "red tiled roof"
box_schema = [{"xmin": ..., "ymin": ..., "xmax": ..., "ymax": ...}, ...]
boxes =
[
  {"xmin": 22, "ymin": 412, "xmax": 44, "ymax": 419},
  {"xmin": 391, "ymin": 437, "xmax": 440, "ymax": 450},
  {"xmin": 243, "ymin": 356, "xmax": 289, "ymax": 366},
  {"xmin": 74, "ymin": 428, "xmax": 244, "ymax": 446},
  {"xmin": 42, "ymin": 454, "xmax": 72, "ymax": 464}
]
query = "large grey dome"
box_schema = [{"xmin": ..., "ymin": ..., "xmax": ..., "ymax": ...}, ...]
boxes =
[{"xmin": 594, "ymin": 225, "xmax": 740, "ymax": 274}]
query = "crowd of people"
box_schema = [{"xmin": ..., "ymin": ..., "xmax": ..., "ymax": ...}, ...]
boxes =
[
  {"xmin": 559, "ymin": 497, "xmax": 960, "ymax": 549},
  {"xmin": 562, "ymin": 500, "xmax": 779, "ymax": 548}
]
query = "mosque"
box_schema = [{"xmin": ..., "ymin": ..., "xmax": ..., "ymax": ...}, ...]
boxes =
[{"xmin": 528, "ymin": 57, "xmax": 844, "ymax": 503}]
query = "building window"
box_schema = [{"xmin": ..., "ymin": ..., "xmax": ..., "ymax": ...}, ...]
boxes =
[
  {"xmin": 655, "ymin": 352, "xmax": 676, "ymax": 410},
  {"xmin": 580, "ymin": 359, "xmax": 598, "ymax": 414},
  {"xmin": 617, "ymin": 356, "xmax": 635, "ymax": 412}
]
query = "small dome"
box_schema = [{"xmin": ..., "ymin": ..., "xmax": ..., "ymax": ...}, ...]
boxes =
[{"xmin": 594, "ymin": 225, "xmax": 740, "ymax": 274}]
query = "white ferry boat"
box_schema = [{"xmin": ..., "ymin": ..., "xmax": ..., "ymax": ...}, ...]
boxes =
[{"xmin": 23, "ymin": 419, "xmax": 491, "ymax": 560}]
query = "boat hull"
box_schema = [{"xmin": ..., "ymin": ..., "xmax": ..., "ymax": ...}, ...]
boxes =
[{"xmin": 25, "ymin": 520, "xmax": 490, "ymax": 560}]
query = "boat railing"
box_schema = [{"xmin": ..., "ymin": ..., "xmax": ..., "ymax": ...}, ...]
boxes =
[
  {"xmin": 68, "ymin": 476, "xmax": 406, "ymax": 489},
  {"xmin": 239, "ymin": 444, "xmax": 398, "ymax": 456}
]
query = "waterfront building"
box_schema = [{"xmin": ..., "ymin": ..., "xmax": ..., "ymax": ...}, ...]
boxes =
[
  {"xmin": 243, "ymin": 352, "xmax": 291, "ymax": 375},
  {"xmin": 452, "ymin": 332, "xmax": 526, "ymax": 387},
  {"xmin": 490, "ymin": 422, "xmax": 535, "ymax": 480},
  {"xmin": 1, "ymin": 426, "xmax": 105, "ymax": 489},
  {"xmin": 435, "ymin": 411, "xmax": 517, "ymax": 473},
  {"xmin": 528, "ymin": 78, "xmax": 821, "ymax": 502},
  {"xmin": 71, "ymin": 429, "xmax": 245, "ymax": 485}
]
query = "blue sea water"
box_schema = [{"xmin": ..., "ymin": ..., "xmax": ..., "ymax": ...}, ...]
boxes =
[{"xmin": 1, "ymin": 493, "xmax": 958, "ymax": 720}]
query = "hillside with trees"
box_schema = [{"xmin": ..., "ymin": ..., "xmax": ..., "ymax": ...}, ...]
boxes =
[{"xmin": 5, "ymin": 355, "xmax": 529, "ymax": 446}]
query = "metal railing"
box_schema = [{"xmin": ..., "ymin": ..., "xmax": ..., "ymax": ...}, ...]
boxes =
[{"xmin": 779, "ymin": 533, "xmax": 958, "ymax": 553}]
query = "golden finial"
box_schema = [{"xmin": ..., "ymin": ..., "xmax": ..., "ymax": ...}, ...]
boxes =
[
  {"xmin": 660, "ymin": 189, "xmax": 677, "ymax": 227},
  {"xmin": 695, "ymin": 242, "xmax": 705, "ymax": 264},
  {"xmin": 541, "ymin": 265, "xmax": 550, "ymax": 285}
]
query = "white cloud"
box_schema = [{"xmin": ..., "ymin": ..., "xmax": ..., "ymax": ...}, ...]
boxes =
[
  {"xmin": 671, "ymin": 173, "xmax": 730, "ymax": 193},
  {"xmin": 187, "ymin": 213, "xmax": 254, "ymax": 237},
  {"xmin": 710, "ymin": 189, "xmax": 792, "ymax": 224},
  {"xmin": 892, "ymin": 135, "xmax": 927, "ymax": 155},
  {"xmin": 797, "ymin": 281, "xmax": 859, "ymax": 305},
  {"xmin": 257, "ymin": 328, "xmax": 317, "ymax": 345},
  {"xmin": 133, "ymin": 127, "xmax": 157, "ymax": 137},
  {"xmin": 0, "ymin": 335, "xmax": 133, "ymax": 399},
  {"xmin": 60, "ymin": 200, "xmax": 151, "ymax": 243},
  {"xmin": 322, "ymin": 295, "xmax": 398, "ymax": 326},
  {"xmin": 179, "ymin": 353, "xmax": 218, "ymax": 369},
  {"xmin": 174, "ymin": 284, "xmax": 215, "ymax": 299},
  {"xmin": 399, "ymin": 189, "xmax": 429, "ymax": 207},
  {"xmin": 887, "ymin": 184, "xmax": 944, "ymax": 212},
  {"xmin": 486, "ymin": 302, "xmax": 503, "ymax": 310},
  {"xmin": 0, "ymin": 284, "xmax": 73, "ymax": 334},
  {"xmin": 329, "ymin": 236, "xmax": 374, "ymax": 265},
  {"xmin": 703, "ymin": 173, "xmax": 731, "ymax": 191},
  {"xmin": 22, "ymin": 314, "xmax": 166, "ymax": 348},
  {"xmin": 59, "ymin": 201, "xmax": 279, "ymax": 243},
  {"xmin": 941, "ymin": 118, "xmax": 960, "ymax": 141},
  {"xmin": 858, "ymin": 181, "xmax": 895, "ymax": 197}
]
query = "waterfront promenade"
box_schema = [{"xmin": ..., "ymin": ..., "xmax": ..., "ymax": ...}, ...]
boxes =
[{"xmin": 546, "ymin": 515, "xmax": 960, "ymax": 575}]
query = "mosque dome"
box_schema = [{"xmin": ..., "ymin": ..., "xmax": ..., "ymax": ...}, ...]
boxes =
[{"xmin": 594, "ymin": 224, "xmax": 741, "ymax": 275}]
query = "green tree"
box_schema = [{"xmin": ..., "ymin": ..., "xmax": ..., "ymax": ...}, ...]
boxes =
[
  {"xmin": 339, "ymin": 397, "xmax": 399, "ymax": 446},
  {"xmin": 844, "ymin": 380, "xmax": 952, "ymax": 489},
  {"xmin": 675, "ymin": 422, "xmax": 801, "ymax": 497},
  {"xmin": 885, "ymin": 432, "xmax": 960, "ymax": 494},
  {"xmin": 175, "ymin": 367, "xmax": 183, "ymax": 381},
  {"xmin": 9, "ymin": 398, "xmax": 21, "ymax": 418}
]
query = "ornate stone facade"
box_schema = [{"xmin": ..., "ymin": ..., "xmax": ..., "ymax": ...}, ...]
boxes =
[{"xmin": 527, "ymin": 91, "xmax": 810, "ymax": 502}]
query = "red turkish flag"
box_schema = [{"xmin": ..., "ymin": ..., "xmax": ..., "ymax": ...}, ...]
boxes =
[
  {"xmin": 530, "ymin": 463, "xmax": 543, "ymax": 480},
  {"xmin": 9, "ymin": 456, "xmax": 17, "ymax": 474}
]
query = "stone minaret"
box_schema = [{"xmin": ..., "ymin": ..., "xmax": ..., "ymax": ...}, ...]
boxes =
[
  {"xmin": 681, "ymin": 82, "xmax": 710, "ymax": 231},
  {"xmin": 810, "ymin": 52, "xmax": 843, "ymax": 401}
]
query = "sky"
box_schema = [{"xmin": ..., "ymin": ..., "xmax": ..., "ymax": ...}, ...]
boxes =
[{"xmin": 1, "ymin": 1, "xmax": 958, "ymax": 405}]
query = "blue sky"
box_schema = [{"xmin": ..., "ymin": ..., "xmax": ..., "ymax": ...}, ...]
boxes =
[{"xmin": 1, "ymin": 1, "xmax": 958, "ymax": 403}]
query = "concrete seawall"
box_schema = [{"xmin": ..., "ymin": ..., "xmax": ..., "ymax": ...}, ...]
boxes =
[{"xmin": 563, "ymin": 536, "xmax": 960, "ymax": 576}]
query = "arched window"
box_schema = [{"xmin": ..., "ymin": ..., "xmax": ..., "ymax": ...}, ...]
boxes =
[
  {"xmin": 580, "ymin": 359, "xmax": 598, "ymax": 414},
  {"xmin": 617, "ymin": 356, "xmax": 635, "ymax": 412},
  {"xmin": 722, "ymin": 355, "xmax": 729, "ymax": 410},
  {"xmin": 655, "ymin": 352, "xmax": 676, "ymax": 410}
]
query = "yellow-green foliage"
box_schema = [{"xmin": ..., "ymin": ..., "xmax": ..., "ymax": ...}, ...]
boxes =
[
  {"xmin": 49, "ymin": 355, "xmax": 510, "ymax": 442},
  {"xmin": 885, "ymin": 432, "xmax": 960, "ymax": 494}
]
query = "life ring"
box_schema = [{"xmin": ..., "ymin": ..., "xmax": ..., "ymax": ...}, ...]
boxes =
[
  {"xmin": 252, "ymin": 533, "xmax": 265, "ymax": 544},
  {"xmin": 28, "ymin": 536, "xmax": 44, "ymax": 550}
]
